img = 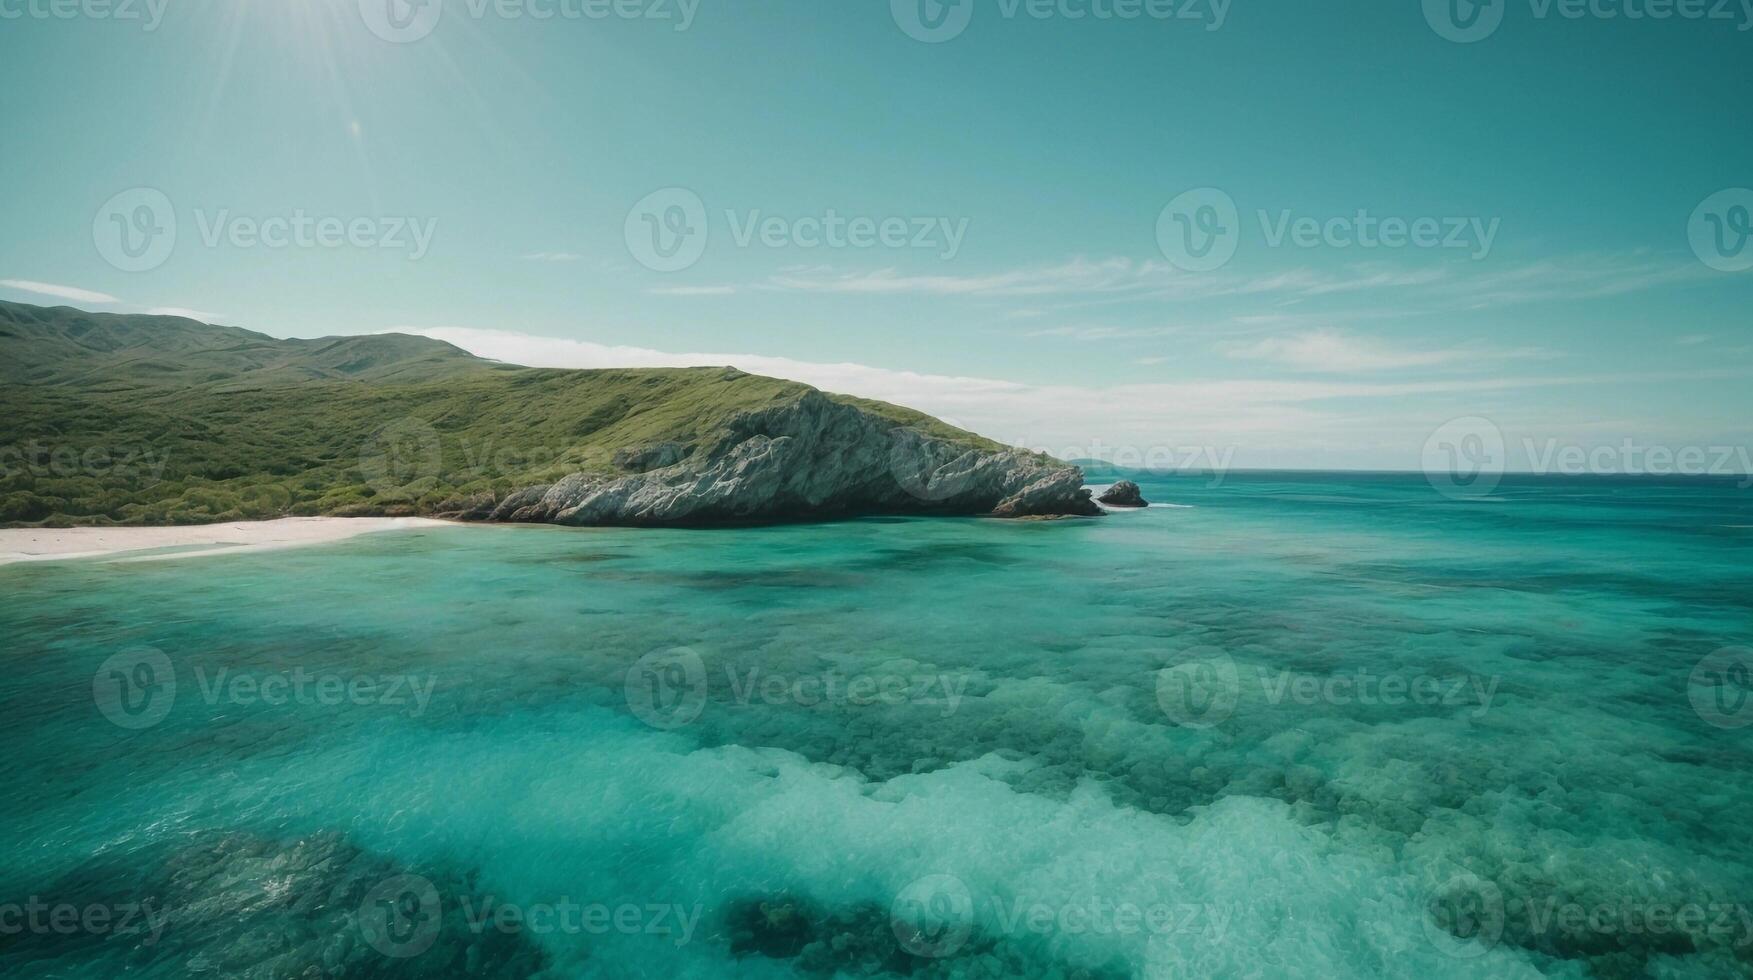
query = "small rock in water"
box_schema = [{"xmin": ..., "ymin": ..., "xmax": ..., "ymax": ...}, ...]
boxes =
[{"xmin": 1096, "ymin": 480, "xmax": 1148, "ymax": 508}]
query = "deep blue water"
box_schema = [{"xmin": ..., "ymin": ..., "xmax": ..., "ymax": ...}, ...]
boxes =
[{"xmin": 2, "ymin": 471, "xmax": 1750, "ymax": 978}]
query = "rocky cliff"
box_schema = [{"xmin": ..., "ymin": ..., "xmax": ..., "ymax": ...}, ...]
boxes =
[
  {"xmin": 3, "ymin": 300, "xmax": 1101, "ymax": 527},
  {"xmin": 444, "ymin": 390, "xmax": 1100, "ymax": 526}
]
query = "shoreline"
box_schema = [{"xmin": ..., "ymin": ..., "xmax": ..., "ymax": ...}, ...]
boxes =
[{"xmin": 0, "ymin": 517, "xmax": 454, "ymax": 566}]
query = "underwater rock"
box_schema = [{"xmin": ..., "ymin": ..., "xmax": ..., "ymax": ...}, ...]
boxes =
[{"xmin": 0, "ymin": 830, "xmax": 546, "ymax": 979}]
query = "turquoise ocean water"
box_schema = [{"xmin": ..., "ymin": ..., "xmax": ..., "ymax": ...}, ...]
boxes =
[{"xmin": 2, "ymin": 472, "xmax": 1750, "ymax": 978}]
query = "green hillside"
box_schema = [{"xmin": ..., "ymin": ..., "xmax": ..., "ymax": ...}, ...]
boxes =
[
  {"xmin": 0, "ymin": 301, "xmax": 1006, "ymax": 526},
  {"xmin": 0, "ymin": 302, "xmax": 495, "ymax": 389}
]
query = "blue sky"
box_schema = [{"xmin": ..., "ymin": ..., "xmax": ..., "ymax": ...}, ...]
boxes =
[{"xmin": 2, "ymin": 0, "xmax": 1750, "ymax": 470}]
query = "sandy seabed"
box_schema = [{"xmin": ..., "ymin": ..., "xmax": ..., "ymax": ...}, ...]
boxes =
[{"xmin": 0, "ymin": 517, "xmax": 454, "ymax": 566}]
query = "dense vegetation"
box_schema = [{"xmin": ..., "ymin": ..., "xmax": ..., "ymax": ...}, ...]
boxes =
[{"xmin": 0, "ymin": 301, "xmax": 1001, "ymax": 526}]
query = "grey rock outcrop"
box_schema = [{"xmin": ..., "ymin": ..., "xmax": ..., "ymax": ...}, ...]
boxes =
[
  {"xmin": 1096, "ymin": 480, "xmax": 1148, "ymax": 508},
  {"xmin": 613, "ymin": 441, "xmax": 689, "ymax": 473},
  {"xmin": 457, "ymin": 391, "xmax": 1100, "ymax": 526}
]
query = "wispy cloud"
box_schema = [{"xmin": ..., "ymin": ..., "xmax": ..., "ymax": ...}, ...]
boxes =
[
  {"xmin": 649, "ymin": 285, "xmax": 738, "ymax": 296},
  {"xmin": 1437, "ymin": 252, "xmax": 1718, "ymax": 307},
  {"xmin": 0, "ymin": 279, "xmax": 120, "ymax": 304},
  {"xmin": 752, "ymin": 252, "xmax": 1714, "ymax": 313},
  {"xmin": 1026, "ymin": 324, "xmax": 1182, "ymax": 340},
  {"xmin": 144, "ymin": 307, "xmax": 220, "ymax": 322},
  {"xmin": 522, "ymin": 251, "xmax": 586, "ymax": 262},
  {"xmin": 1218, "ymin": 329, "xmax": 1548, "ymax": 373},
  {"xmin": 764, "ymin": 258, "xmax": 1162, "ymax": 297},
  {"xmin": 388, "ymin": 325, "xmax": 1750, "ymax": 467}
]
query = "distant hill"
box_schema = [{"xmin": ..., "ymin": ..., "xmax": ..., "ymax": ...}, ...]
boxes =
[
  {"xmin": 0, "ymin": 302, "xmax": 494, "ymax": 390},
  {"xmin": 0, "ymin": 302, "xmax": 1092, "ymax": 526}
]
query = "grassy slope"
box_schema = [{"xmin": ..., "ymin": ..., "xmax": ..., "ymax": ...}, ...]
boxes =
[{"xmin": 0, "ymin": 302, "xmax": 1013, "ymax": 526}]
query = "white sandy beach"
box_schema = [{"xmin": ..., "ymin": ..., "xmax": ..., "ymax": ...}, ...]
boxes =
[{"xmin": 0, "ymin": 517, "xmax": 454, "ymax": 566}]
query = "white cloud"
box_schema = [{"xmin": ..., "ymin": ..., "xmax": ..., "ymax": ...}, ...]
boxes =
[
  {"xmin": 522, "ymin": 252, "xmax": 586, "ymax": 262},
  {"xmin": 753, "ymin": 252, "xmax": 1715, "ymax": 313},
  {"xmin": 1219, "ymin": 329, "xmax": 1545, "ymax": 373},
  {"xmin": 145, "ymin": 307, "xmax": 220, "ymax": 321},
  {"xmin": 389, "ymin": 325, "xmax": 1744, "ymax": 468},
  {"xmin": 649, "ymin": 285, "xmax": 738, "ymax": 296},
  {"xmin": 0, "ymin": 279, "xmax": 120, "ymax": 304},
  {"xmin": 1026, "ymin": 324, "xmax": 1182, "ymax": 340},
  {"xmin": 764, "ymin": 258, "xmax": 1166, "ymax": 297}
]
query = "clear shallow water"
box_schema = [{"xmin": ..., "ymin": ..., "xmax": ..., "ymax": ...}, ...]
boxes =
[{"xmin": 2, "ymin": 472, "xmax": 1750, "ymax": 979}]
